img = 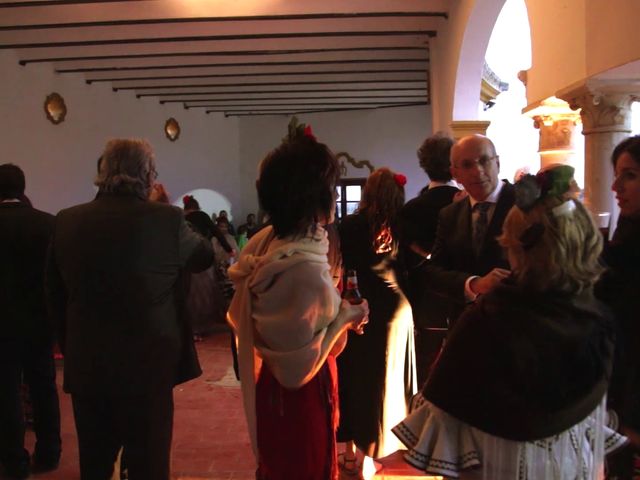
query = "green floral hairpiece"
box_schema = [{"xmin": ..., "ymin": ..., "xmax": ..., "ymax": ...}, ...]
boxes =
[
  {"xmin": 514, "ymin": 164, "xmax": 577, "ymax": 250},
  {"xmin": 515, "ymin": 164, "xmax": 576, "ymax": 211},
  {"xmin": 282, "ymin": 116, "xmax": 316, "ymax": 144}
]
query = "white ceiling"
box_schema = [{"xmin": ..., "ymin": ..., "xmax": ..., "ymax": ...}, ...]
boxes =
[{"xmin": 1, "ymin": 0, "xmax": 449, "ymax": 116}]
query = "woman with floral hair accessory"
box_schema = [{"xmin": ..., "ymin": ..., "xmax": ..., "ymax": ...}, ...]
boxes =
[
  {"xmin": 337, "ymin": 167, "xmax": 417, "ymax": 476},
  {"xmin": 596, "ymin": 134, "xmax": 640, "ymax": 479},
  {"xmin": 180, "ymin": 195, "xmax": 232, "ymax": 338},
  {"xmin": 392, "ymin": 177, "xmax": 626, "ymax": 479},
  {"xmin": 227, "ymin": 123, "xmax": 369, "ymax": 480}
]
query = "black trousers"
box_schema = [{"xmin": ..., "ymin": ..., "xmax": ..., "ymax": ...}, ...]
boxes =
[
  {"xmin": 0, "ymin": 337, "xmax": 61, "ymax": 467},
  {"xmin": 71, "ymin": 388, "xmax": 174, "ymax": 480}
]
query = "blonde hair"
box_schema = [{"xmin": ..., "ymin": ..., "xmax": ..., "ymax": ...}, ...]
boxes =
[{"xmin": 498, "ymin": 197, "xmax": 603, "ymax": 293}]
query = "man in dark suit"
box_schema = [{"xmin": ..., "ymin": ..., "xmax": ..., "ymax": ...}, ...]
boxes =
[
  {"xmin": 0, "ymin": 164, "xmax": 61, "ymax": 479},
  {"xmin": 418, "ymin": 134, "xmax": 514, "ymax": 382},
  {"xmin": 46, "ymin": 139, "xmax": 213, "ymax": 480},
  {"xmin": 398, "ymin": 134, "xmax": 460, "ymax": 385}
]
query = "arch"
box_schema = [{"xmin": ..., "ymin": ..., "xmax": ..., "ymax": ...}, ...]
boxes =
[
  {"xmin": 173, "ymin": 188, "xmax": 233, "ymax": 221},
  {"xmin": 452, "ymin": 0, "xmax": 507, "ymax": 121}
]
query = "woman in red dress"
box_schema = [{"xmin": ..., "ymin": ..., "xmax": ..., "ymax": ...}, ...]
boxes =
[{"xmin": 228, "ymin": 120, "xmax": 369, "ymax": 480}]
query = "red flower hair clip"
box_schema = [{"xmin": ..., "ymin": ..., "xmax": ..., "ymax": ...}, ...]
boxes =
[
  {"xmin": 394, "ymin": 173, "xmax": 407, "ymax": 187},
  {"xmin": 283, "ymin": 117, "xmax": 318, "ymax": 143},
  {"xmin": 303, "ymin": 125, "xmax": 316, "ymax": 142},
  {"xmin": 183, "ymin": 195, "xmax": 192, "ymax": 204}
]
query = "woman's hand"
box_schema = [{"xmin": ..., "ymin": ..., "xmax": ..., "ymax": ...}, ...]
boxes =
[{"xmin": 339, "ymin": 299, "xmax": 369, "ymax": 335}]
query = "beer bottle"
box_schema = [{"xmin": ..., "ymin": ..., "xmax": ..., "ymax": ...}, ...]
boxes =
[{"xmin": 343, "ymin": 269, "xmax": 363, "ymax": 305}]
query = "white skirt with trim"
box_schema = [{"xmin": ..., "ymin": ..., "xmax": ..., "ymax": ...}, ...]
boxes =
[{"xmin": 392, "ymin": 394, "xmax": 627, "ymax": 479}]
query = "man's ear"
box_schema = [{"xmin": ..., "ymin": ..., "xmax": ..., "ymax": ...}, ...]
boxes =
[
  {"xmin": 495, "ymin": 155, "xmax": 501, "ymax": 172},
  {"xmin": 450, "ymin": 165, "xmax": 459, "ymax": 183}
]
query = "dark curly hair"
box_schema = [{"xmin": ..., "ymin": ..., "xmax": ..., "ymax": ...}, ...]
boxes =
[
  {"xmin": 417, "ymin": 133, "xmax": 454, "ymax": 182},
  {"xmin": 257, "ymin": 136, "xmax": 340, "ymax": 238}
]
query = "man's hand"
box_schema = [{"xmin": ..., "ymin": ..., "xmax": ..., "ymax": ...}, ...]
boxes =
[
  {"xmin": 470, "ymin": 268, "xmax": 510, "ymax": 295},
  {"xmin": 622, "ymin": 425, "xmax": 640, "ymax": 448},
  {"xmin": 453, "ymin": 190, "xmax": 468, "ymax": 202},
  {"xmin": 149, "ymin": 183, "xmax": 169, "ymax": 203}
]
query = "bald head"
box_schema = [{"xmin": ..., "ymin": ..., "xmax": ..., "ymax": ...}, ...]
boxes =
[
  {"xmin": 451, "ymin": 135, "xmax": 497, "ymax": 160},
  {"xmin": 450, "ymin": 134, "xmax": 500, "ymax": 201}
]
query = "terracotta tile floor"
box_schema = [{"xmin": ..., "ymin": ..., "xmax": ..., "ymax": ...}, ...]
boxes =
[
  {"xmin": 16, "ymin": 331, "xmax": 255, "ymax": 480},
  {"xmin": 12, "ymin": 330, "xmax": 430, "ymax": 480}
]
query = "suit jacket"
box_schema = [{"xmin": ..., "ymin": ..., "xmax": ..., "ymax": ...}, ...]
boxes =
[
  {"xmin": 399, "ymin": 184, "xmax": 460, "ymax": 256},
  {"xmin": 420, "ymin": 181, "xmax": 515, "ymax": 328},
  {"xmin": 398, "ymin": 185, "xmax": 459, "ymax": 325},
  {"xmin": 0, "ymin": 202, "xmax": 54, "ymax": 340},
  {"xmin": 46, "ymin": 192, "xmax": 214, "ymax": 396}
]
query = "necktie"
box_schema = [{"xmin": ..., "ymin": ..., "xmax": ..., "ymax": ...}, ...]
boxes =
[{"xmin": 473, "ymin": 202, "xmax": 491, "ymax": 256}]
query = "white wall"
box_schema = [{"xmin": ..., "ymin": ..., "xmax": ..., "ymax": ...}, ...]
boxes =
[
  {"xmin": 524, "ymin": 0, "xmax": 587, "ymax": 106},
  {"xmin": 0, "ymin": 49, "xmax": 431, "ymax": 221},
  {"xmin": 586, "ymin": 0, "xmax": 640, "ymax": 78},
  {"xmin": 0, "ymin": 50, "xmax": 241, "ymax": 216},
  {"xmin": 524, "ymin": 0, "xmax": 640, "ymax": 106},
  {"xmin": 237, "ymin": 105, "xmax": 432, "ymax": 220}
]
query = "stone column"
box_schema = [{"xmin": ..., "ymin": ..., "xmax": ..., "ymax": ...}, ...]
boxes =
[
  {"xmin": 449, "ymin": 120, "xmax": 491, "ymax": 141},
  {"xmin": 559, "ymin": 85, "xmax": 636, "ymax": 215},
  {"xmin": 533, "ymin": 116, "xmax": 581, "ymax": 169},
  {"xmin": 523, "ymin": 97, "xmax": 582, "ymax": 171}
]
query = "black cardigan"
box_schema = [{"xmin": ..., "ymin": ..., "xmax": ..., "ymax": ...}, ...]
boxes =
[
  {"xmin": 423, "ymin": 280, "xmax": 614, "ymax": 441},
  {"xmin": 597, "ymin": 216, "xmax": 640, "ymax": 431}
]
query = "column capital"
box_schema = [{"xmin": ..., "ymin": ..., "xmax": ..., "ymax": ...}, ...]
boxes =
[
  {"xmin": 557, "ymin": 80, "xmax": 638, "ymax": 134},
  {"xmin": 449, "ymin": 120, "xmax": 491, "ymax": 140},
  {"xmin": 523, "ymin": 96, "xmax": 582, "ymax": 170},
  {"xmin": 523, "ymin": 96, "xmax": 581, "ymax": 127},
  {"xmin": 555, "ymin": 79, "xmax": 639, "ymax": 217}
]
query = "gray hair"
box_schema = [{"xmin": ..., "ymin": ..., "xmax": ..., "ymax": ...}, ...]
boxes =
[{"xmin": 95, "ymin": 139, "xmax": 156, "ymax": 199}]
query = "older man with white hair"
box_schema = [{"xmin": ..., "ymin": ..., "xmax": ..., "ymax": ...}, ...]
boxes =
[{"xmin": 46, "ymin": 138, "xmax": 213, "ymax": 480}]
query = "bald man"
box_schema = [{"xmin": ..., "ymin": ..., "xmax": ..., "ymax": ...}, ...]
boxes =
[{"xmin": 416, "ymin": 135, "xmax": 514, "ymax": 383}]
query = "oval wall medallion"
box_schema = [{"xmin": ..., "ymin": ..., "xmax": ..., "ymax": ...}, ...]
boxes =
[
  {"xmin": 44, "ymin": 92, "xmax": 67, "ymax": 125},
  {"xmin": 165, "ymin": 117, "xmax": 181, "ymax": 141}
]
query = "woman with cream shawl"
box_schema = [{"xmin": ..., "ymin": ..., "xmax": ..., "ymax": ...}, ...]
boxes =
[{"xmin": 228, "ymin": 122, "xmax": 369, "ymax": 480}]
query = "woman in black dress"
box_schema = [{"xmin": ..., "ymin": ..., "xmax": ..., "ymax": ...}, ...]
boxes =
[
  {"xmin": 337, "ymin": 167, "xmax": 416, "ymax": 475},
  {"xmin": 597, "ymin": 135, "xmax": 640, "ymax": 479}
]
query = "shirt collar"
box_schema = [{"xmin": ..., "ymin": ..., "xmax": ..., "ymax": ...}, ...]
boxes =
[
  {"xmin": 428, "ymin": 179, "xmax": 458, "ymax": 190},
  {"xmin": 469, "ymin": 180, "xmax": 504, "ymax": 208},
  {"xmin": 0, "ymin": 198, "xmax": 21, "ymax": 203}
]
